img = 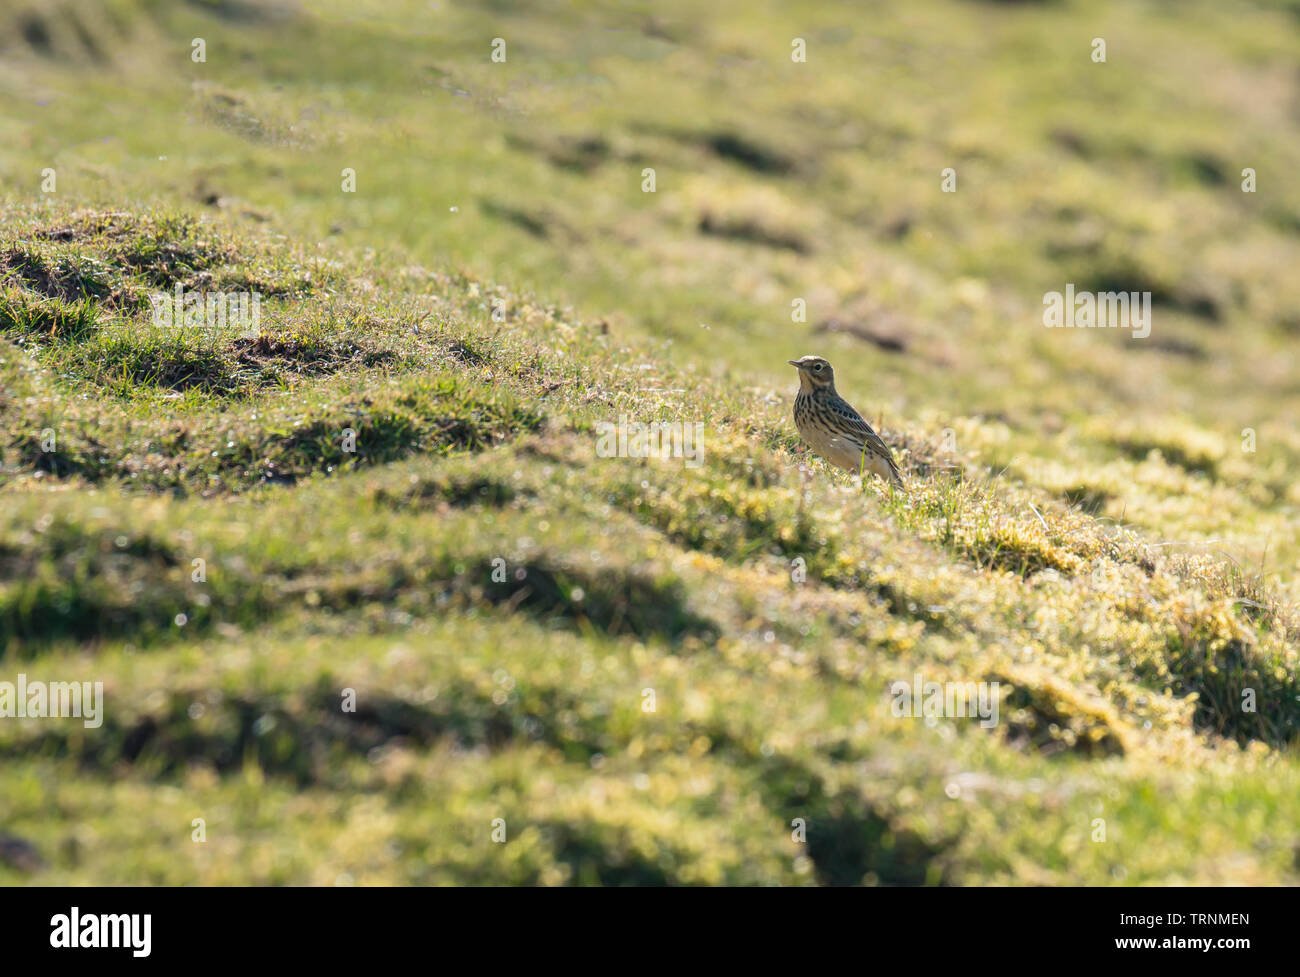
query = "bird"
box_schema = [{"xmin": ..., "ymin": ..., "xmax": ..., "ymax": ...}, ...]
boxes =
[{"xmin": 788, "ymin": 355, "xmax": 905, "ymax": 487}]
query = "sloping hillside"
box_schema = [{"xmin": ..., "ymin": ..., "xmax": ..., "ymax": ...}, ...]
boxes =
[{"xmin": 1, "ymin": 0, "xmax": 1298, "ymax": 884}]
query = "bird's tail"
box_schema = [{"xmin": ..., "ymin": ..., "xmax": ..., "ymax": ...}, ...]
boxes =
[{"xmin": 887, "ymin": 457, "xmax": 906, "ymax": 490}]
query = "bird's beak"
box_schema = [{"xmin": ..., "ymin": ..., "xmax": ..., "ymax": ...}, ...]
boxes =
[{"xmin": 787, "ymin": 359, "xmax": 800, "ymax": 368}]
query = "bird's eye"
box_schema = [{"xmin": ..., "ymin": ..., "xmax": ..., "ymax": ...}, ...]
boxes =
[{"xmin": 813, "ymin": 363, "xmax": 823, "ymax": 372}]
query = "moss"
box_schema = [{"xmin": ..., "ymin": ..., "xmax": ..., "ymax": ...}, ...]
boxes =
[{"xmin": 3, "ymin": 0, "xmax": 1300, "ymax": 884}]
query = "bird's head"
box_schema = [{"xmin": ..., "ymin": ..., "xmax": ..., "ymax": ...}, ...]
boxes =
[{"xmin": 788, "ymin": 355, "xmax": 836, "ymax": 392}]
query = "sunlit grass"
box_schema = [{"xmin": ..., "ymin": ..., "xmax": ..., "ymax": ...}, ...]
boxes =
[{"xmin": 0, "ymin": 0, "xmax": 1298, "ymax": 884}]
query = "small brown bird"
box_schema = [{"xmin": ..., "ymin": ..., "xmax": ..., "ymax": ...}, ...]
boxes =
[{"xmin": 789, "ymin": 355, "xmax": 904, "ymax": 487}]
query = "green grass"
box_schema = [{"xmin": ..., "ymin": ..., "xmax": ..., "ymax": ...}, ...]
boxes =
[{"xmin": 1, "ymin": 0, "xmax": 1299, "ymax": 885}]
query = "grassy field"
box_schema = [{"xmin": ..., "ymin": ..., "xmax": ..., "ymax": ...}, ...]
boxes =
[{"xmin": 1, "ymin": 0, "xmax": 1299, "ymax": 884}]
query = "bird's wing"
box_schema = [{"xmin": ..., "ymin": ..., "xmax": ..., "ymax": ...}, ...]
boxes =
[{"xmin": 829, "ymin": 400, "xmax": 903, "ymax": 478}]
